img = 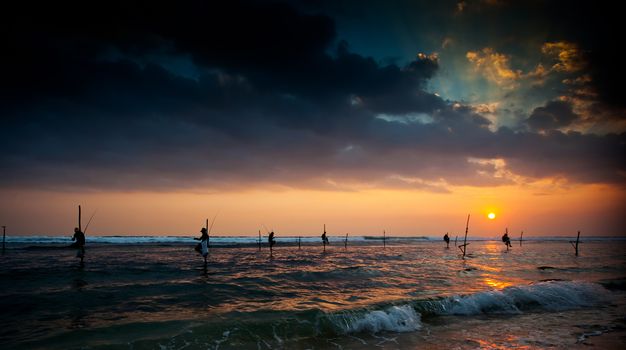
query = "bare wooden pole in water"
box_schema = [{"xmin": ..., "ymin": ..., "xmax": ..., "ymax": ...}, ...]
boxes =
[
  {"xmin": 298, "ymin": 236, "xmax": 301, "ymax": 250},
  {"xmin": 383, "ymin": 230, "xmax": 386, "ymax": 249},
  {"xmin": 454, "ymin": 235, "xmax": 458, "ymax": 247},
  {"xmin": 206, "ymin": 219, "xmax": 209, "ymax": 249},
  {"xmin": 344, "ymin": 233, "xmax": 348, "ymax": 249},
  {"xmin": 520, "ymin": 231, "xmax": 523, "ymax": 247},
  {"xmin": 77, "ymin": 205, "xmax": 84, "ymax": 265},
  {"xmin": 458, "ymin": 214, "xmax": 470, "ymax": 258},
  {"xmin": 269, "ymin": 231, "xmax": 274, "ymax": 255},
  {"xmin": 570, "ymin": 231, "xmax": 581, "ymax": 256}
]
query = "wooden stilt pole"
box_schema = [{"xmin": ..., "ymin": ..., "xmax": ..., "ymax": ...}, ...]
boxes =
[
  {"xmin": 520, "ymin": 231, "xmax": 523, "ymax": 247},
  {"xmin": 78, "ymin": 205, "xmax": 84, "ymax": 265},
  {"xmin": 298, "ymin": 236, "xmax": 301, "ymax": 250},
  {"xmin": 270, "ymin": 231, "xmax": 273, "ymax": 256},
  {"xmin": 206, "ymin": 218, "xmax": 209, "ymax": 249},
  {"xmin": 345, "ymin": 233, "xmax": 348, "ymax": 249},
  {"xmin": 458, "ymin": 214, "xmax": 470, "ymax": 258},
  {"xmin": 454, "ymin": 235, "xmax": 458, "ymax": 247},
  {"xmin": 383, "ymin": 230, "xmax": 386, "ymax": 249},
  {"xmin": 570, "ymin": 231, "xmax": 580, "ymax": 256}
]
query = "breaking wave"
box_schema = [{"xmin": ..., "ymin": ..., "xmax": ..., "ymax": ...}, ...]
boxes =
[
  {"xmin": 329, "ymin": 280, "xmax": 610, "ymax": 334},
  {"xmin": 330, "ymin": 304, "xmax": 422, "ymax": 333},
  {"xmin": 420, "ymin": 280, "xmax": 611, "ymax": 316}
]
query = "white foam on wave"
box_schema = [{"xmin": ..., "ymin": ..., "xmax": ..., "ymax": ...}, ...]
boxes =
[
  {"xmin": 437, "ymin": 281, "xmax": 611, "ymax": 315},
  {"xmin": 331, "ymin": 281, "xmax": 611, "ymax": 335},
  {"xmin": 334, "ymin": 305, "xmax": 422, "ymax": 334}
]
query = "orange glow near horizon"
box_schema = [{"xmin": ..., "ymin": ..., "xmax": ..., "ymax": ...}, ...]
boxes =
[{"xmin": 0, "ymin": 182, "xmax": 625, "ymax": 237}]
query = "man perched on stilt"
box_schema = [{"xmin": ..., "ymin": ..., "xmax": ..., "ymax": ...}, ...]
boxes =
[
  {"xmin": 194, "ymin": 228, "xmax": 209, "ymax": 264},
  {"xmin": 502, "ymin": 228, "xmax": 512, "ymax": 250},
  {"xmin": 268, "ymin": 231, "xmax": 276, "ymax": 255},
  {"xmin": 70, "ymin": 227, "xmax": 85, "ymax": 265},
  {"xmin": 321, "ymin": 225, "xmax": 329, "ymax": 251}
]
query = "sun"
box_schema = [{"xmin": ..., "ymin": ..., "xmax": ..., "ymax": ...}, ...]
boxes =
[{"xmin": 488, "ymin": 212, "xmax": 496, "ymax": 220}]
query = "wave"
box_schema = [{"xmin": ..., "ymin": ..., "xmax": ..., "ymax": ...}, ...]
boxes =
[
  {"xmin": 420, "ymin": 280, "xmax": 611, "ymax": 316},
  {"xmin": 329, "ymin": 304, "xmax": 422, "ymax": 333},
  {"xmin": 33, "ymin": 281, "xmax": 600, "ymax": 344},
  {"xmin": 327, "ymin": 280, "xmax": 611, "ymax": 335},
  {"xmin": 17, "ymin": 280, "xmax": 614, "ymax": 350}
]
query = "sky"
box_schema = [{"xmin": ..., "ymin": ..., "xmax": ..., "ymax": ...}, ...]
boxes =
[{"xmin": 1, "ymin": 0, "xmax": 624, "ymax": 237}]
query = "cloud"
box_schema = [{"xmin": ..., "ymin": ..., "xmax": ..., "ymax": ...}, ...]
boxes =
[
  {"xmin": 0, "ymin": 0, "xmax": 624, "ymax": 193},
  {"xmin": 466, "ymin": 48, "xmax": 522, "ymax": 88},
  {"xmin": 541, "ymin": 41, "xmax": 587, "ymax": 73},
  {"xmin": 525, "ymin": 100, "xmax": 580, "ymax": 132}
]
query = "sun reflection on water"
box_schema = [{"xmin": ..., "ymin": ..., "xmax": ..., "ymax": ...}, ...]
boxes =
[{"xmin": 483, "ymin": 277, "xmax": 514, "ymax": 289}]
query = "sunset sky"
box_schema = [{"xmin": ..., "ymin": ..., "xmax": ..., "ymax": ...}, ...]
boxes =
[{"xmin": 1, "ymin": 0, "xmax": 624, "ymax": 237}]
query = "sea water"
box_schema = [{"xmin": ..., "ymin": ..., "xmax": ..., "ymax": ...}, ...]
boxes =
[{"xmin": 0, "ymin": 238, "xmax": 624, "ymax": 349}]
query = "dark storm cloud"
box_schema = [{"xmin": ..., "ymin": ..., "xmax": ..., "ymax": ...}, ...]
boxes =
[
  {"xmin": 539, "ymin": 1, "xmax": 624, "ymax": 110},
  {"xmin": 453, "ymin": 0, "xmax": 625, "ymax": 112},
  {"xmin": 304, "ymin": 0, "xmax": 624, "ymax": 110},
  {"xmin": 526, "ymin": 101, "xmax": 579, "ymax": 132},
  {"xmin": 1, "ymin": 0, "xmax": 624, "ymax": 191}
]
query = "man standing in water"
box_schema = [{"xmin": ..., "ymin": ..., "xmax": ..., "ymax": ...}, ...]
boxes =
[
  {"xmin": 321, "ymin": 230, "xmax": 329, "ymax": 249},
  {"xmin": 268, "ymin": 231, "xmax": 276, "ymax": 254},
  {"xmin": 502, "ymin": 230, "xmax": 512, "ymax": 249},
  {"xmin": 70, "ymin": 227, "xmax": 85, "ymax": 265},
  {"xmin": 443, "ymin": 233, "xmax": 450, "ymax": 248},
  {"xmin": 194, "ymin": 228, "xmax": 209, "ymax": 263}
]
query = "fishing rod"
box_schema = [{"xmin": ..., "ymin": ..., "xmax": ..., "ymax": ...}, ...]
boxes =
[
  {"xmin": 204, "ymin": 211, "xmax": 219, "ymax": 249},
  {"xmin": 207, "ymin": 212, "xmax": 219, "ymax": 235},
  {"xmin": 83, "ymin": 210, "xmax": 97, "ymax": 235}
]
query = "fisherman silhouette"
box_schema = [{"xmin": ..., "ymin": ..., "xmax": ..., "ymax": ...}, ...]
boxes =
[
  {"xmin": 70, "ymin": 227, "xmax": 85, "ymax": 265},
  {"xmin": 321, "ymin": 231, "xmax": 330, "ymax": 252},
  {"xmin": 268, "ymin": 231, "xmax": 276, "ymax": 250},
  {"xmin": 502, "ymin": 232, "xmax": 512, "ymax": 249},
  {"xmin": 443, "ymin": 233, "xmax": 450, "ymax": 248},
  {"xmin": 194, "ymin": 228, "xmax": 209, "ymax": 263}
]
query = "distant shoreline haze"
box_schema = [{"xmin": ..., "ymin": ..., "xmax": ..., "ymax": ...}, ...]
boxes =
[{"xmin": 4, "ymin": 235, "xmax": 625, "ymax": 246}]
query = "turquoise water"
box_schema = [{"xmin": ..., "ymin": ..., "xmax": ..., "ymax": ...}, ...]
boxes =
[{"xmin": 1, "ymin": 240, "xmax": 625, "ymax": 349}]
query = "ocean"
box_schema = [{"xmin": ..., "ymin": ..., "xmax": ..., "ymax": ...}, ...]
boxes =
[{"xmin": 1, "ymin": 236, "xmax": 625, "ymax": 349}]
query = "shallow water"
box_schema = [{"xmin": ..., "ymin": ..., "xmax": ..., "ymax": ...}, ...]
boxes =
[{"xmin": 1, "ymin": 240, "xmax": 625, "ymax": 349}]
